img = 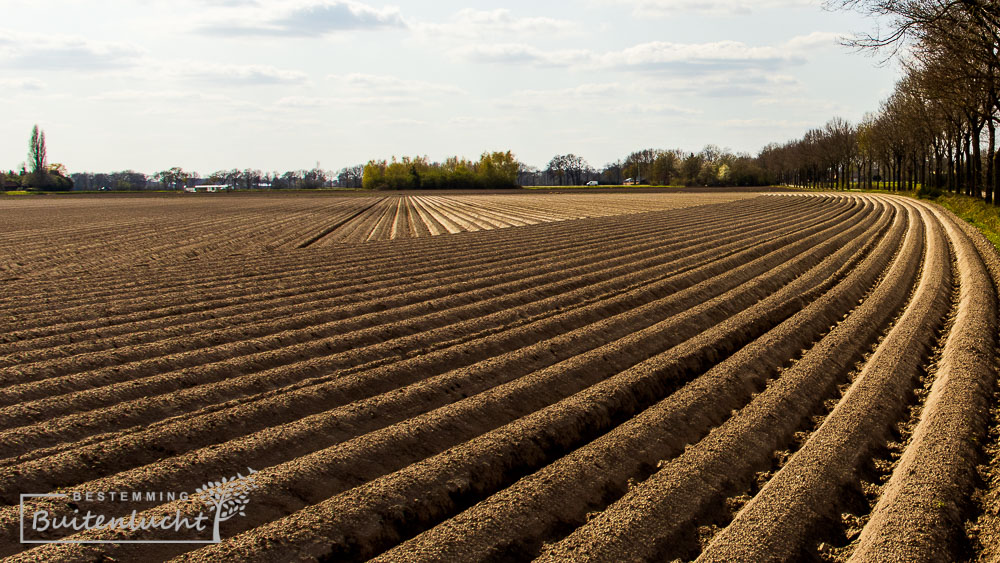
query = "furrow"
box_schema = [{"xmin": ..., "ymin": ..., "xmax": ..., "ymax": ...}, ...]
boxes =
[
  {"xmin": 0, "ymin": 197, "xmax": 778, "ymax": 335},
  {"xmin": 296, "ymin": 199, "xmax": 386, "ymax": 248},
  {"xmin": 0, "ymin": 197, "xmax": 863, "ymax": 478},
  {"xmin": 848, "ymin": 203, "xmax": 1000, "ymax": 562},
  {"xmin": 535, "ymin": 196, "xmax": 924, "ymax": 563},
  {"xmin": 0, "ymin": 199, "xmax": 838, "ymax": 426},
  {"xmin": 0, "ymin": 199, "xmax": 805, "ymax": 376},
  {"xmin": 695, "ymin": 199, "xmax": 952, "ymax": 562},
  {"xmin": 3, "ymin": 199, "xmax": 874, "ymax": 561},
  {"xmin": 370, "ymin": 197, "xmax": 901, "ymax": 563}
]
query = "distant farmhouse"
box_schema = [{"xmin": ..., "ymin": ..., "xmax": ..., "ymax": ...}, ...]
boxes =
[{"xmin": 183, "ymin": 184, "xmax": 230, "ymax": 193}]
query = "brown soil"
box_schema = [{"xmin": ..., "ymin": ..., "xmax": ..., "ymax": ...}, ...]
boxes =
[{"xmin": 1, "ymin": 191, "xmax": 997, "ymax": 562}]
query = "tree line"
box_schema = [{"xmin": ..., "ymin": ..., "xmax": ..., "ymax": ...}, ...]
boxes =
[
  {"xmin": 759, "ymin": 0, "xmax": 1000, "ymax": 202},
  {"xmin": 359, "ymin": 147, "xmax": 772, "ymax": 190},
  {"xmin": 1, "ymin": 125, "xmax": 372, "ymax": 192},
  {"xmin": 591, "ymin": 147, "xmax": 769, "ymax": 187},
  {"xmin": 4, "ymin": 142, "xmax": 777, "ymax": 192},
  {"xmin": 0, "ymin": 123, "xmax": 841, "ymax": 193},
  {"xmin": 361, "ymin": 152, "xmax": 520, "ymax": 190},
  {"xmin": 69, "ymin": 166, "xmax": 349, "ymax": 191}
]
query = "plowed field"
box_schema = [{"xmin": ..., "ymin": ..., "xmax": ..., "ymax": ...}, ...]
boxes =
[
  {"xmin": 0, "ymin": 192, "xmax": 744, "ymax": 279},
  {"xmin": 2, "ymin": 191, "xmax": 1000, "ymax": 562}
]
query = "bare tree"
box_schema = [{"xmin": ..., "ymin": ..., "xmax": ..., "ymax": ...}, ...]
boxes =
[
  {"xmin": 546, "ymin": 154, "xmax": 589, "ymax": 186},
  {"xmin": 154, "ymin": 167, "xmax": 190, "ymax": 190},
  {"xmin": 338, "ymin": 165, "xmax": 365, "ymax": 188}
]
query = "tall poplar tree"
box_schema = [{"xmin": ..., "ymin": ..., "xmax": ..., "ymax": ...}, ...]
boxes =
[{"xmin": 28, "ymin": 125, "xmax": 48, "ymax": 188}]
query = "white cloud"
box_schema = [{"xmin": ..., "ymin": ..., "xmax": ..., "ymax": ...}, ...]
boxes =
[
  {"xmin": 273, "ymin": 95, "xmax": 331, "ymax": 108},
  {"xmin": 200, "ymin": 0, "xmax": 407, "ymax": 36},
  {"xmin": 275, "ymin": 94, "xmax": 421, "ymax": 107},
  {"xmin": 448, "ymin": 115, "xmax": 528, "ymax": 127},
  {"xmin": 459, "ymin": 34, "xmax": 833, "ymax": 75},
  {"xmin": 785, "ymin": 31, "xmax": 843, "ymax": 50},
  {"xmin": 275, "ymin": 74, "xmax": 466, "ymax": 108},
  {"xmin": 497, "ymin": 83, "xmax": 620, "ymax": 110},
  {"xmin": 382, "ymin": 117, "xmax": 428, "ymax": 126},
  {"xmin": 451, "ymin": 9, "xmax": 570, "ymax": 32},
  {"xmin": 605, "ymin": 0, "xmax": 817, "ymax": 17},
  {"xmin": 0, "ymin": 77, "xmax": 44, "ymax": 90},
  {"xmin": 328, "ymin": 73, "xmax": 466, "ymax": 95},
  {"xmin": 646, "ymin": 72, "xmax": 803, "ymax": 98},
  {"xmin": 0, "ymin": 30, "xmax": 142, "ymax": 70},
  {"xmin": 87, "ymin": 89, "xmax": 262, "ymax": 117},
  {"xmin": 615, "ymin": 102, "xmax": 702, "ymax": 115},
  {"xmin": 171, "ymin": 62, "xmax": 309, "ymax": 85},
  {"xmin": 722, "ymin": 117, "xmax": 815, "ymax": 128},
  {"xmin": 361, "ymin": 116, "xmax": 429, "ymax": 127},
  {"xmin": 454, "ymin": 43, "xmax": 591, "ymax": 67},
  {"xmin": 598, "ymin": 40, "xmax": 793, "ymax": 71},
  {"xmin": 415, "ymin": 9, "xmax": 576, "ymax": 38},
  {"xmin": 90, "ymin": 90, "xmax": 250, "ymax": 105},
  {"xmin": 498, "ymin": 83, "xmax": 700, "ymax": 116},
  {"xmin": 752, "ymin": 96, "xmax": 850, "ymax": 114},
  {"xmin": 511, "ymin": 83, "xmax": 623, "ymax": 100}
]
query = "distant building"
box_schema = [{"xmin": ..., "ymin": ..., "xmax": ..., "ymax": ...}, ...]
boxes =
[{"xmin": 184, "ymin": 184, "xmax": 229, "ymax": 193}]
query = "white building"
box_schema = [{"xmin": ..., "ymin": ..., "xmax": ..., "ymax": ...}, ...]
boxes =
[{"xmin": 183, "ymin": 184, "xmax": 229, "ymax": 193}]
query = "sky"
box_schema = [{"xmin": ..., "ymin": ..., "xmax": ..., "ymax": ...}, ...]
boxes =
[{"xmin": 0, "ymin": 0, "xmax": 902, "ymax": 175}]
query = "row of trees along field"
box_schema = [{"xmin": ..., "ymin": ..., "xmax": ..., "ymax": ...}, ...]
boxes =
[
  {"xmin": 45, "ymin": 146, "xmax": 773, "ymax": 193},
  {"xmin": 2, "ymin": 126, "xmax": 74, "ymax": 191},
  {"xmin": 594, "ymin": 147, "xmax": 769, "ymax": 187},
  {"xmin": 760, "ymin": 0, "xmax": 1000, "ymax": 202},
  {"xmin": 362, "ymin": 152, "xmax": 520, "ymax": 190},
  {"xmin": 361, "ymin": 147, "xmax": 772, "ymax": 190},
  {"xmin": 69, "ymin": 167, "xmax": 344, "ymax": 191},
  {"xmin": 2, "ymin": 124, "xmax": 373, "ymax": 192},
  {"xmin": 10, "ymin": 146, "xmax": 774, "ymax": 192}
]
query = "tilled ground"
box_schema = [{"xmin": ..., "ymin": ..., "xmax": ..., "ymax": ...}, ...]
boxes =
[
  {"xmin": 1, "ymin": 191, "xmax": 999, "ymax": 562},
  {"xmin": 0, "ymin": 192, "xmax": 742, "ymax": 279}
]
